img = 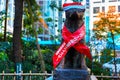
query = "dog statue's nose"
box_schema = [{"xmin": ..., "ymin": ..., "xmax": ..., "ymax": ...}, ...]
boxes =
[{"xmin": 70, "ymin": 11, "xmax": 77, "ymax": 18}]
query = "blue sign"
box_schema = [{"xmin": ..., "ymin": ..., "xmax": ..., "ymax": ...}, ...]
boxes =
[
  {"xmin": 22, "ymin": 37, "xmax": 61, "ymax": 45},
  {"xmin": 107, "ymin": 34, "xmax": 120, "ymax": 50},
  {"xmin": 85, "ymin": 16, "xmax": 90, "ymax": 44}
]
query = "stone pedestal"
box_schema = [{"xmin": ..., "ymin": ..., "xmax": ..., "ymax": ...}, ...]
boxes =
[{"xmin": 53, "ymin": 69, "xmax": 90, "ymax": 80}]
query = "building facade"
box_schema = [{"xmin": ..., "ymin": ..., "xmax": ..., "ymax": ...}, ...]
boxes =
[
  {"xmin": 89, "ymin": 0, "xmax": 120, "ymax": 30},
  {"xmin": 0, "ymin": 0, "xmax": 14, "ymax": 33},
  {"xmin": 36, "ymin": 0, "xmax": 64, "ymax": 41},
  {"xmin": 89, "ymin": 0, "xmax": 120, "ymax": 57}
]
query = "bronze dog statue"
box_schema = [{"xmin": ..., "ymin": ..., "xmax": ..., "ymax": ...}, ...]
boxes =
[
  {"xmin": 53, "ymin": 2, "xmax": 92, "ymax": 70},
  {"xmin": 52, "ymin": 2, "xmax": 92, "ymax": 80},
  {"xmin": 63, "ymin": 8, "xmax": 87, "ymax": 69}
]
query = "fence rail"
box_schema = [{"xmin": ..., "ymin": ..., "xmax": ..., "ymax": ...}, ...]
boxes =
[
  {"xmin": 92, "ymin": 73, "xmax": 120, "ymax": 80},
  {"xmin": 0, "ymin": 71, "xmax": 120, "ymax": 80},
  {"xmin": 0, "ymin": 71, "xmax": 53, "ymax": 80},
  {"xmin": 96, "ymin": 75, "xmax": 120, "ymax": 80}
]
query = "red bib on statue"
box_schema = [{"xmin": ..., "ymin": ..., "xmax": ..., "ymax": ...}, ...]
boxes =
[{"xmin": 52, "ymin": 23, "xmax": 92, "ymax": 68}]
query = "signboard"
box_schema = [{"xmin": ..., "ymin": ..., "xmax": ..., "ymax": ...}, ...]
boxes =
[
  {"xmin": 85, "ymin": 0, "xmax": 90, "ymax": 44},
  {"xmin": 107, "ymin": 34, "xmax": 120, "ymax": 50}
]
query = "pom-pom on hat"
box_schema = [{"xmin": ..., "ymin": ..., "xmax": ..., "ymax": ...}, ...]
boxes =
[{"xmin": 63, "ymin": 2, "xmax": 85, "ymax": 11}]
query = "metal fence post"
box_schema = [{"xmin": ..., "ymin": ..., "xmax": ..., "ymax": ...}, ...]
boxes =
[
  {"xmin": 29, "ymin": 71, "xmax": 31, "ymax": 80},
  {"xmin": 21, "ymin": 71, "xmax": 23, "ymax": 80},
  {"xmin": 45, "ymin": 71, "xmax": 47, "ymax": 79},
  {"xmin": 14, "ymin": 72, "xmax": 16, "ymax": 80},
  {"xmin": 101, "ymin": 73, "xmax": 103, "ymax": 80},
  {"xmin": 2, "ymin": 71, "xmax": 4, "ymax": 80}
]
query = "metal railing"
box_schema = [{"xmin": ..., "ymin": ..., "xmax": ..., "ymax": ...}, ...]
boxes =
[
  {"xmin": 0, "ymin": 71, "xmax": 120, "ymax": 80},
  {"xmin": 92, "ymin": 73, "xmax": 120, "ymax": 80},
  {"xmin": 0, "ymin": 71, "xmax": 53, "ymax": 80}
]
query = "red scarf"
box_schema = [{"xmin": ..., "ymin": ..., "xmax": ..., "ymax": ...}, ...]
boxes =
[{"xmin": 52, "ymin": 23, "xmax": 92, "ymax": 68}]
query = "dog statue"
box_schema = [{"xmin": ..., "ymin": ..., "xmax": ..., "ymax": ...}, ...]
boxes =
[
  {"xmin": 52, "ymin": 2, "xmax": 92, "ymax": 70},
  {"xmin": 52, "ymin": 2, "xmax": 92, "ymax": 80},
  {"xmin": 63, "ymin": 4, "xmax": 87, "ymax": 69}
]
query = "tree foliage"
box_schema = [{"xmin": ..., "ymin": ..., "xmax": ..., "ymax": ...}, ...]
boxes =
[
  {"xmin": 93, "ymin": 10, "xmax": 120, "ymax": 75},
  {"xmin": 0, "ymin": 10, "xmax": 6, "ymax": 41},
  {"xmin": 93, "ymin": 10, "xmax": 120, "ymax": 39},
  {"xmin": 23, "ymin": 0, "xmax": 42, "ymax": 36},
  {"xmin": 24, "ymin": 0, "xmax": 46, "ymax": 72}
]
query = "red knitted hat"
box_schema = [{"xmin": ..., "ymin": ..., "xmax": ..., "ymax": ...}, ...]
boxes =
[{"xmin": 63, "ymin": 2, "xmax": 85, "ymax": 11}]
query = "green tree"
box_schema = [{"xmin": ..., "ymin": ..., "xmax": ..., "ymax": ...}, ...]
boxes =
[
  {"xmin": 24, "ymin": 0, "xmax": 45, "ymax": 72},
  {"xmin": 93, "ymin": 12, "xmax": 120, "ymax": 39},
  {"xmin": 93, "ymin": 10, "xmax": 120, "ymax": 75},
  {"xmin": 0, "ymin": 10, "xmax": 5, "ymax": 41}
]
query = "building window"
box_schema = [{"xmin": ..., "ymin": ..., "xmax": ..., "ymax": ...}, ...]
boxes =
[
  {"xmin": 109, "ymin": 0, "xmax": 117, "ymax": 2},
  {"xmin": 93, "ymin": 7, "xmax": 100, "ymax": 14},
  {"xmin": 93, "ymin": 1, "xmax": 101, "ymax": 3},
  {"xmin": 118, "ymin": 6, "xmax": 120, "ymax": 12},
  {"xmin": 39, "ymin": 1, "xmax": 43, "ymax": 6},
  {"xmin": 108, "ymin": 6, "xmax": 116, "ymax": 12},
  {"xmin": 93, "ymin": 0, "xmax": 101, "ymax": 3},
  {"xmin": 102, "ymin": 0, "xmax": 105, "ymax": 2},
  {"xmin": 93, "ymin": 16, "xmax": 97, "ymax": 17},
  {"xmin": 102, "ymin": 6, "xmax": 105, "ymax": 12}
]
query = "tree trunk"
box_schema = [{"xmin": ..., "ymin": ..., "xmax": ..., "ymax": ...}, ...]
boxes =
[
  {"xmin": 13, "ymin": 0, "xmax": 23, "ymax": 79},
  {"xmin": 111, "ymin": 31, "xmax": 117, "ymax": 75},
  {"xmin": 26, "ymin": 0, "xmax": 45, "ymax": 73},
  {"xmin": 4, "ymin": 0, "xmax": 8, "ymax": 41},
  {"xmin": 33, "ymin": 24, "xmax": 46, "ymax": 72}
]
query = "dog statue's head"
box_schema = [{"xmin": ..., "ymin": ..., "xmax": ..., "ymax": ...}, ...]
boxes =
[
  {"xmin": 65, "ymin": 8, "xmax": 85, "ymax": 21},
  {"xmin": 63, "ymin": 2, "xmax": 85, "ymax": 32}
]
